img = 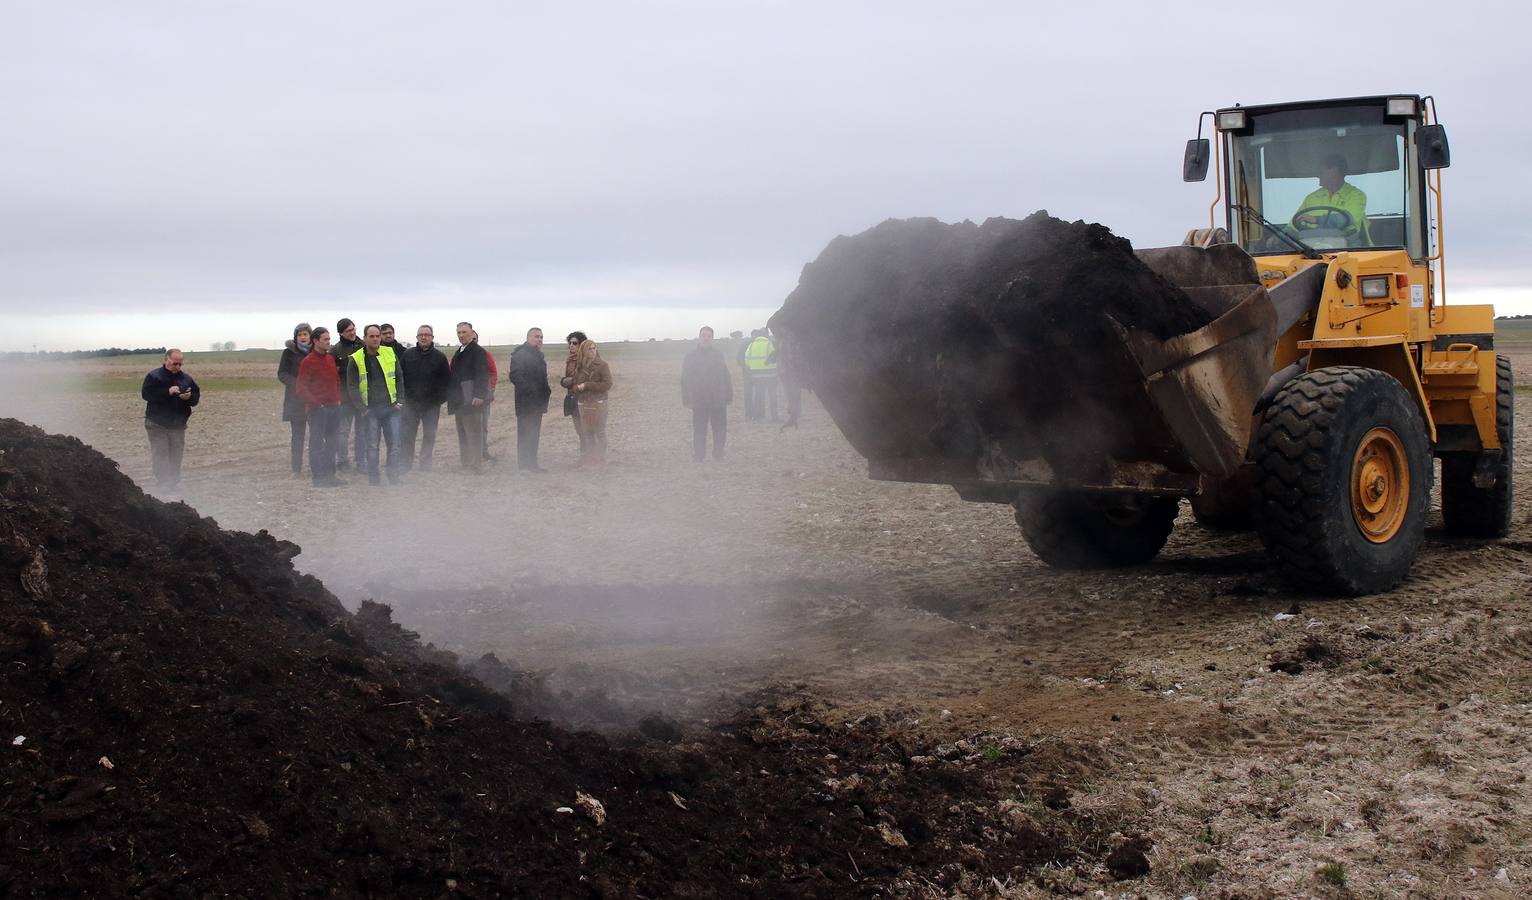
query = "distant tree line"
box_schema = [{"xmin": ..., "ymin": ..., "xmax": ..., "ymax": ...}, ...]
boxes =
[
  {"xmin": 0, "ymin": 347, "xmax": 168, "ymax": 361},
  {"xmin": 1496, "ymin": 314, "xmax": 1531, "ymax": 321}
]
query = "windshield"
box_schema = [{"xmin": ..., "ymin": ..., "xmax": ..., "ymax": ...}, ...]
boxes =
[{"xmin": 1225, "ymin": 103, "xmax": 1423, "ymax": 257}]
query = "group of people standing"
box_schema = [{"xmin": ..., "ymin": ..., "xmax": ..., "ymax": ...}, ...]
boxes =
[
  {"xmin": 142, "ymin": 322, "xmax": 792, "ymax": 490},
  {"xmin": 271, "ymin": 320, "xmax": 614, "ymax": 487}
]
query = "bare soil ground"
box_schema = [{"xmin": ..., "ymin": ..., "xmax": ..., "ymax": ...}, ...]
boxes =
[{"xmin": 2, "ymin": 342, "xmax": 1529, "ymax": 897}]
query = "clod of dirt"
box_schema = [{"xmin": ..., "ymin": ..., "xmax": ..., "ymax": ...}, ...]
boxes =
[
  {"xmin": 1042, "ymin": 784, "xmax": 1072, "ymax": 811},
  {"xmin": 1106, "ymin": 840, "xmax": 1152, "ymax": 880},
  {"xmin": 1269, "ymin": 635, "xmax": 1342, "ymax": 674},
  {"xmin": 574, "ymin": 791, "xmax": 607, "ymax": 826},
  {"xmin": 637, "ymin": 712, "xmax": 683, "ymax": 743},
  {"xmin": 769, "ymin": 212, "xmax": 1214, "ymax": 480}
]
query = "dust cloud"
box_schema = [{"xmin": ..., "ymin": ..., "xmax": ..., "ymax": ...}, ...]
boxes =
[{"xmin": 0, "ymin": 343, "xmax": 1001, "ymax": 733}]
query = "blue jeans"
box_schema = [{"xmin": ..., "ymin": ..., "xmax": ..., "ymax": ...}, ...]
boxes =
[
  {"xmin": 307, "ymin": 405, "xmax": 342, "ymax": 483},
  {"xmin": 362, "ymin": 405, "xmax": 402, "ymax": 482}
]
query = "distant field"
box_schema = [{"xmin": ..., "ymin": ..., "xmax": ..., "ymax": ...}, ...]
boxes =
[
  {"xmin": 1496, "ymin": 317, "xmax": 1532, "ymax": 344},
  {"xmin": 22, "ymin": 320, "xmax": 1532, "ymax": 396}
]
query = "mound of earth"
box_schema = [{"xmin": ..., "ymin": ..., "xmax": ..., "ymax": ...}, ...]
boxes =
[
  {"xmin": 769, "ymin": 212, "xmax": 1212, "ymax": 480},
  {"xmin": 0, "ymin": 419, "xmax": 1122, "ymax": 896}
]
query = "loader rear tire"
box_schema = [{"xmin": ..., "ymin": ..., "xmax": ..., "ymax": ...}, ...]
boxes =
[
  {"xmin": 1441, "ymin": 355, "xmax": 1514, "ymax": 538},
  {"xmin": 1253, "ymin": 366, "xmax": 1432, "ymax": 595},
  {"xmin": 1014, "ymin": 491, "xmax": 1178, "ymax": 569}
]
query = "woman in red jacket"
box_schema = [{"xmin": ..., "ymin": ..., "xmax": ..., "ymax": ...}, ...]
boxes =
[{"xmin": 296, "ymin": 327, "xmax": 346, "ymax": 487}]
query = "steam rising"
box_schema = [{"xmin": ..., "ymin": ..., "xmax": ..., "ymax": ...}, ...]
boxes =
[{"xmin": 0, "ymin": 344, "xmax": 1028, "ymax": 730}]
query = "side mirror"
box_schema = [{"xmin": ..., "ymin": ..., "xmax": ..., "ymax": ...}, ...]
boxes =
[
  {"xmin": 1417, "ymin": 124, "xmax": 1450, "ymax": 169},
  {"xmin": 1183, "ymin": 138, "xmax": 1211, "ymax": 182}
]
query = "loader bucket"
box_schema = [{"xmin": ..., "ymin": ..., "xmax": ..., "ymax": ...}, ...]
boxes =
[{"xmin": 1116, "ymin": 245, "xmax": 1280, "ymax": 479}]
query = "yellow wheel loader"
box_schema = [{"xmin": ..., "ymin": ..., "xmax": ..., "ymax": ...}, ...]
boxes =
[
  {"xmin": 785, "ymin": 95, "xmax": 1511, "ymax": 596},
  {"xmin": 1161, "ymin": 94, "xmax": 1511, "ymax": 594}
]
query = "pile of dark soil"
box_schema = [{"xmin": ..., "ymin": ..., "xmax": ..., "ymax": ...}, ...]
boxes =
[
  {"xmin": 0, "ymin": 420, "xmax": 1117, "ymax": 897},
  {"xmin": 769, "ymin": 212, "xmax": 1212, "ymax": 480}
]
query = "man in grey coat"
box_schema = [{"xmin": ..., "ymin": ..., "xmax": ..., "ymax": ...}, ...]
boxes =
[{"xmin": 681, "ymin": 326, "xmax": 732, "ymax": 461}]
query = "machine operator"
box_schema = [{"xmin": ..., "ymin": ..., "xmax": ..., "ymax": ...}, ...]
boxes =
[{"xmin": 1293, "ymin": 153, "xmax": 1370, "ymax": 245}]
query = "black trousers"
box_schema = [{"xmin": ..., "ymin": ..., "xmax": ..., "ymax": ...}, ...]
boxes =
[
  {"xmin": 400, "ymin": 401, "xmax": 441, "ymax": 470},
  {"xmin": 693, "ymin": 406, "xmax": 727, "ymax": 460},
  {"xmin": 288, "ymin": 418, "xmax": 306, "ymax": 473},
  {"xmin": 516, "ymin": 411, "xmax": 544, "ymax": 469}
]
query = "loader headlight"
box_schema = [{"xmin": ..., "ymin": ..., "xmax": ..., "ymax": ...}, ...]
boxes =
[
  {"xmin": 1360, "ymin": 275, "xmax": 1392, "ymax": 299},
  {"xmin": 1216, "ymin": 109, "xmax": 1247, "ymax": 131},
  {"xmin": 1386, "ymin": 97, "xmax": 1418, "ymax": 117}
]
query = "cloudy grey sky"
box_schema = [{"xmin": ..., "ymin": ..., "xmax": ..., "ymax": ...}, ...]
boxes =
[{"xmin": 3, "ymin": 1, "xmax": 1529, "ymax": 351}]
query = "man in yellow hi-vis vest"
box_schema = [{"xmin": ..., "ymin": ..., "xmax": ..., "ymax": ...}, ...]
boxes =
[
  {"xmin": 743, "ymin": 329, "xmax": 779, "ymax": 422},
  {"xmin": 345, "ymin": 324, "xmax": 407, "ymax": 485},
  {"xmin": 1293, "ymin": 154, "xmax": 1370, "ymax": 246}
]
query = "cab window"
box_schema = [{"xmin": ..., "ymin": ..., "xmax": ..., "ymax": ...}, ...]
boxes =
[{"xmin": 1226, "ymin": 104, "xmax": 1421, "ymax": 258}]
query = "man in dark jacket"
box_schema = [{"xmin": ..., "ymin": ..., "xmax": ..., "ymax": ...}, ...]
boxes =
[
  {"xmin": 379, "ymin": 323, "xmax": 406, "ymax": 355},
  {"xmin": 141, "ymin": 348, "xmax": 201, "ymax": 488},
  {"xmin": 332, "ymin": 318, "xmax": 365, "ymax": 469},
  {"xmin": 398, "ymin": 323, "xmax": 452, "ymax": 471},
  {"xmin": 682, "ymin": 326, "xmax": 733, "ymax": 461},
  {"xmin": 448, "ymin": 321, "xmax": 491, "ymax": 472},
  {"xmin": 508, "ymin": 327, "xmax": 552, "ymax": 472}
]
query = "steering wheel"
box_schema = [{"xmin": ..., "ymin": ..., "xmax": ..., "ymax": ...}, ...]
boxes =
[{"xmin": 1291, "ymin": 205, "xmax": 1355, "ymax": 231}]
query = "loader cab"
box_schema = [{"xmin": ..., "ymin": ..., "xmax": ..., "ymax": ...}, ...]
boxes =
[{"xmin": 1187, "ymin": 96, "xmax": 1448, "ymax": 261}]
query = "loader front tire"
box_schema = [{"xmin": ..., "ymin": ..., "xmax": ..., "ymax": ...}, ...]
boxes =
[
  {"xmin": 1014, "ymin": 491, "xmax": 1178, "ymax": 569},
  {"xmin": 1440, "ymin": 355, "xmax": 1513, "ymax": 538},
  {"xmin": 1253, "ymin": 366, "xmax": 1432, "ymax": 595}
]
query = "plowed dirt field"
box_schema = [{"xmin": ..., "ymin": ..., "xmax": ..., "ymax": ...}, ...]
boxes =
[{"xmin": 3, "ymin": 340, "xmax": 1528, "ymax": 897}]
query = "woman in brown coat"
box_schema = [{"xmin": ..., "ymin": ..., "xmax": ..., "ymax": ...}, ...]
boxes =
[
  {"xmin": 569, "ymin": 339, "xmax": 613, "ymax": 466},
  {"xmin": 559, "ymin": 331, "xmax": 588, "ymax": 460}
]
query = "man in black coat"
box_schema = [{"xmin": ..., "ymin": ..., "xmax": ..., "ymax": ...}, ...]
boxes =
[
  {"xmin": 398, "ymin": 324, "xmax": 452, "ymax": 471},
  {"xmin": 448, "ymin": 321, "xmax": 491, "ymax": 472},
  {"xmin": 332, "ymin": 318, "xmax": 365, "ymax": 469},
  {"xmin": 141, "ymin": 348, "xmax": 201, "ymax": 488},
  {"xmin": 508, "ymin": 327, "xmax": 552, "ymax": 472},
  {"xmin": 682, "ymin": 326, "xmax": 733, "ymax": 461}
]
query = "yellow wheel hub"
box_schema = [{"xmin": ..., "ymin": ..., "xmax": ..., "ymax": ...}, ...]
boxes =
[{"xmin": 1350, "ymin": 427, "xmax": 1409, "ymax": 543}]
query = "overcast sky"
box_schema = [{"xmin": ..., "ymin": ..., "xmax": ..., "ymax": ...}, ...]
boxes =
[{"xmin": 3, "ymin": 1, "xmax": 1529, "ymax": 351}]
